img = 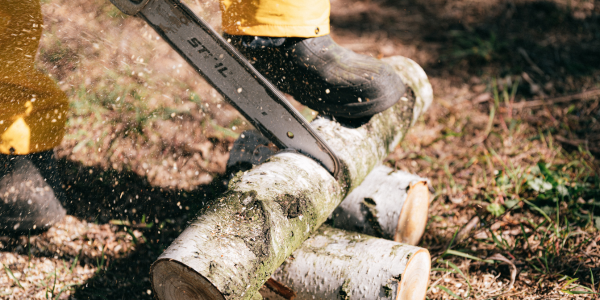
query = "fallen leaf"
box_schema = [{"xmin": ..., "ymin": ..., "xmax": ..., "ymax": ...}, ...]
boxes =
[{"xmin": 487, "ymin": 253, "xmax": 517, "ymax": 290}]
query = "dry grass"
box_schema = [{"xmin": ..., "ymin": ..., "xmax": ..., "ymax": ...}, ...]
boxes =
[
  {"xmin": 1, "ymin": 0, "xmax": 599, "ymax": 299},
  {"xmin": 0, "ymin": 216, "xmax": 142, "ymax": 299},
  {"xmin": 394, "ymin": 78, "xmax": 600, "ymax": 299}
]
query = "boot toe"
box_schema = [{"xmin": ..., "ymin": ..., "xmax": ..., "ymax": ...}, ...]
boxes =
[
  {"xmin": 0, "ymin": 151, "xmax": 67, "ymax": 234},
  {"xmin": 227, "ymin": 34, "xmax": 406, "ymax": 118}
]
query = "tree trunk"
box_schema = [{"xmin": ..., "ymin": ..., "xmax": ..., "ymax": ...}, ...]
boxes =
[
  {"xmin": 331, "ymin": 165, "xmax": 432, "ymax": 245},
  {"xmin": 264, "ymin": 226, "xmax": 431, "ymax": 300},
  {"xmin": 150, "ymin": 56, "xmax": 433, "ymax": 300}
]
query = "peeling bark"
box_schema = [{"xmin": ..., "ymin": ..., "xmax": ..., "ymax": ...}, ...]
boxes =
[
  {"xmin": 267, "ymin": 226, "xmax": 431, "ymax": 300},
  {"xmin": 150, "ymin": 56, "xmax": 433, "ymax": 300}
]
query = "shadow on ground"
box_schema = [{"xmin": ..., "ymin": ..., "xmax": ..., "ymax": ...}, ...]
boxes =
[
  {"xmin": 59, "ymin": 160, "xmax": 226, "ymax": 299},
  {"xmin": 331, "ymin": 0, "xmax": 600, "ymax": 91}
]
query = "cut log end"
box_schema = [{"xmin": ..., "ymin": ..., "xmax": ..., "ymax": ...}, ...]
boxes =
[
  {"xmin": 151, "ymin": 259, "xmax": 224, "ymax": 300},
  {"xmin": 397, "ymin": 249, "xmax": 431, "ymax": 300},
  {"xmin": 394, "ymin": 181, "xmax": 430, "ymax": 245}
]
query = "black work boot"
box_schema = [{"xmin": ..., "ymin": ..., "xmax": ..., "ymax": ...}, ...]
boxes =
[
  {"xmin": 225, "ymin": 34, "xmax": 405, "ymax": 119},
  {"xmin": 0, "ymin": 150, "xmax": 66, "ymax": 233}
]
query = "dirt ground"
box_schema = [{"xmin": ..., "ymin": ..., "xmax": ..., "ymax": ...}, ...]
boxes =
[{"xmin": 1, "ymin": 0, "xmax": 599, "ymax": 299}]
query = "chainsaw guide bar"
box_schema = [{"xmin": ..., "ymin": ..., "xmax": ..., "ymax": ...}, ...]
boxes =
[{"xmin": 110, "ymin": 0, "xmax": 341, "ymax": 177}]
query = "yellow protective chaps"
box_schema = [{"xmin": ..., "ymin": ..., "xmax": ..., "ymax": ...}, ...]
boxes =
[
  {"xmin": 221, "ymin": 0, "xmax": 330, "ymax": 37},
  {"xmin": 0, "ymin": 0, "xmax": 68, "ymax": 155}
]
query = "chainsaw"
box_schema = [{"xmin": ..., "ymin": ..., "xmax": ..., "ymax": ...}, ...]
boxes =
[{"xmin": 109, "ymin": 0, "xmax": 341, "ymax": 178}]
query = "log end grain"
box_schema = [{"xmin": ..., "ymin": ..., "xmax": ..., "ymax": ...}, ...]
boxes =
[
  {"xmin": 394, "ymin": 181, "xmax": 430, "ymax": 245},
  {"xmin": 397, "ymin": 248, "xmax": 431, "ymax": 300},
  {"xmin": 151, "ymin": 259, "xmax": 225, "ymax": 300}
]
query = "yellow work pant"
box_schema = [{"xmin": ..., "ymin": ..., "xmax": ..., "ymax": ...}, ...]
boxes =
[
  {"xmin": 221, "ymin": 0, "xmax": 330, "ymax": 37},
  {"xmin": 0, "ymin": 0, "xmax": 68, "ymax": 155},
  {"xmin": 1, "ymin": 0, "xmax": 329, "ymax": 155}
]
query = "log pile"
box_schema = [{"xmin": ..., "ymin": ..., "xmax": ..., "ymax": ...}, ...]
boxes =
[{"xmin": 151, "ymin": 56, "xmax": 434, "ymax": 300}]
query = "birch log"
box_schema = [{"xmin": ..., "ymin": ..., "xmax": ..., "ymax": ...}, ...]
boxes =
[
  {"xmin": 265, "ymin": 226, "xmax": 431, "ymax": 300},
  {"xmin": 150, "ymin": 56, "xmax": 433, "ymax": 300},
  {"xmin": 227, "ymin": 135, "xmax": 432, "ymax": 245},
  {"xmin": 331, "ymin": 165, "xmax": 432, "ymax": 245}
]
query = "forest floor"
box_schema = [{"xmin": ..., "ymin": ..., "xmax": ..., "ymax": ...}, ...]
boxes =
[{"xmin": 1, "ymin": 0, "xmax": 599, "ymax": 299}]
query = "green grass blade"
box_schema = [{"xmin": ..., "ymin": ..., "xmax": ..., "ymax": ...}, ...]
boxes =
[
  {"xmin": 431, "ymin": 268, "xmax": 457, "ymax": 273},
  {"xmin": 440, "ymin": 259, "xmax": 472, "ymax": 297},
  {"xmin": 436, "ymin": 285, "xmax": 464, "ymax": 300},
  {"xmin": 523, "ymin": 200, "xmax": 552, "ymax": 223},
  {"xmin": 70, "ymin": 254, "xmax": 79, "ymax": 273},
  {"xmin": 2, "ymin": 263, "xmax": 23, "ymax": 289},
  {"xmin": 488, "ymin": 229, "xmax": 507, "ymax": 251},
  {"xmin": 561, "ymin": 290, "xmax": 597, "ymax": 295},
  {"xmin": 54, "ymin": 283, "xmax": 77, "ymax": 300},
  {"xmin": 442, "ymin": 229, "xmax": 460, "ymax": 255},
  {"xmin": 126, "ymin": 227, "xmax": 138, "ymax": 245},
  {"xmin": 444, "ymin": 249, "xmax": 494, "ymax": 263},
  {"xmin": 590, "ymin": 268, "xmax": 595, "ymax": 291},
  {"xmin": 520, "ymin": 223, "xmax": 529, "ymax": 249},
  {"xmin": 51, "ymin": 265, "xmax": 57, "ymax": 297}
]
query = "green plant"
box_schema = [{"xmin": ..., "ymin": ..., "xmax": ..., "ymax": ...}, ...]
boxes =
[{"xmin": 2, "ymin": 263, "xmax": 23, "ymax": 289}]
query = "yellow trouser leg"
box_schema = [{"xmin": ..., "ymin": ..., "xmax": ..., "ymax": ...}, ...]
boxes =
[
  {"xmin": 221, "ymin": 0, "xmax": 330, "ymax": 38},
  {"xmin": 0, "ymin": 0, "xmax": 68, "ymax": 155},
  {"xmin": 1, "ymin": 0, "xmax": 330, "ymax": 155}
]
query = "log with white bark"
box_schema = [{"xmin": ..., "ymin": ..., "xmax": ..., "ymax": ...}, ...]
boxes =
[
  {"xmin": 227, "ymin": 134, "xmax": 432, "ymax": 246},
  {"xmin": 228, "ymin": 139, "xmax": 433, "ymax": 299},
  {"xmin": 150, "ymin": 56, "xmax": 433, "ymax": 300},
  {"xmin": 330, "ymin": 165, "xmax": 432, "ymax": 245},
  {"xmin": 263, "ymin": 226, "xmax": 431, "ymax": 300}
]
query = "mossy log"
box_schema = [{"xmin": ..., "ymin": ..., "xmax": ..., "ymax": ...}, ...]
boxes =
[
  {"xmin": 150, "ymin": 56, "xmax": 433, "ymax": 300},
  {"xmin": 264, "ymin": 226, "xmax": 430, "ymax": 300},
  {"xmin": 227, "ymin": 135, "xmax": 432, "ymax": 245},
  {"xmin": 331, "ymin": 165, "xmax": 432, "ymax": 245}
]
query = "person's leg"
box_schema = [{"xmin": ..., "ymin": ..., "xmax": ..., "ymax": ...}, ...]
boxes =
[
  {"xmin": 221, "ymin": 0, "xmax": 331, "ymax": 38},
  {"xmin": 220, "ymin": 0, "xmax": 405, "ymax": 119},
  {"xmin": 0, "ymin": 0, "xmax": 69, "ymax": 233}
]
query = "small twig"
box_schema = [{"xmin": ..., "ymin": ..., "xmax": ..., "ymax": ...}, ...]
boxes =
[
  {"xmin": 263, "ymin": 278, "xmax": 296, "ymax": 300},
  {"xmin": 509, "ymin": 88, "xmax": 600, "ymax": 109},
  {"xmin": 517, "ymin": 48, "xmax": 545, "ymax": 76},
  {"xmin": 554, "ymin": 135, "xmax": 600, "ymax": 154}
]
